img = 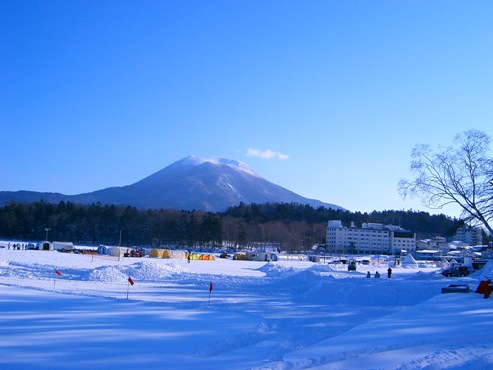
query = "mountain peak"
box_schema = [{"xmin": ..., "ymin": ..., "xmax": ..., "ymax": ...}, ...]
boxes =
[
  {"xmin": 0, "ymin": 156, "xmax": 344, "ymax": 212},
  {"xmin": 179, "ymin": 155, "xmax": 260, "ymax": 178}
]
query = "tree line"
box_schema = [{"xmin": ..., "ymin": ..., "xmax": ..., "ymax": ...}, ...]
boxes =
[{"xmin": 0, "ymin": 200, "xmax": 464, "ymax": 252}]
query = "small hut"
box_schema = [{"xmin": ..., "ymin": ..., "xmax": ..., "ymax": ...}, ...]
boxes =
[
  {"xmin": 36, "ymin": 241, "xmax": 53, "ymax": 251},
  {"xmin": 169, "ymin": 250, "xmax": 186, "ymax": 259},
  {"xmin": 108, "ymin": 246, "xmax": 121, "ymax": 257},
  {"xmin": 247, "ymin": 251, "xmax": 270, "ymax": 261},
  {"xmin": 233, "ymin": 252, "xmax": 248, "ymax": 260}
]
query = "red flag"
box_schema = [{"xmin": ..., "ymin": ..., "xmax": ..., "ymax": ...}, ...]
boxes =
[
  {"xmin": 209, "ymin": 282, "xmax": 213, "ymax": 293},
  {"xmin": 55, "ymin": 269, "xmax": 62, "ymax": 276},
  {"xmin": 128, "ymin": 277, "xmax": 134, "ymax": 286}
]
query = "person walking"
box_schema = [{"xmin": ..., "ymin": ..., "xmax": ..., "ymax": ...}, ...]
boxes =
[{"xmin": 387, "ymin": 267, "xmax": 392, "ymax": 279}]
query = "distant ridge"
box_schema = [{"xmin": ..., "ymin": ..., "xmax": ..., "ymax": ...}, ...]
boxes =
[{"xmin": 0, "ymin": 155, "xmax": 343, "ymax": 212}]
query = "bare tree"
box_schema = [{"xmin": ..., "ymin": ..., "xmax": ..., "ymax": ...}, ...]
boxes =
[{"xmin": 398, "ymin": 130, "xmax": 493, "ymax": 236}]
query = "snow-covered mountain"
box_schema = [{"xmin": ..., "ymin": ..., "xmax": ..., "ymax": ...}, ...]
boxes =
[{"xmin": 0, "ymin": 155, "xmax": 343, "ymax": 212}]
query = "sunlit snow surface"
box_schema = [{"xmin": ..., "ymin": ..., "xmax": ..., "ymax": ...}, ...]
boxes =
[{"xmin": 2, "ymin": 248, "xmax": 493, "ymax": 369}]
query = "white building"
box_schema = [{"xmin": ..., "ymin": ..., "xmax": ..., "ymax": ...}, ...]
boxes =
[
  {"xmin": 326, "ymin": 220, "xmax": 416, "ymax": 255},
  {"xmin": 455, "ymin": 225, "xmax": 483, "ymax": 246},
  {"xmin": 415, "ymin": 236, "xmax": 447, "ymax": 251}
]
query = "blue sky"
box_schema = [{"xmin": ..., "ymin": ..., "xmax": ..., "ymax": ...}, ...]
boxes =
[{"xmin": 1, "ymin": 1, "xmax": 492, "ymax": 217}]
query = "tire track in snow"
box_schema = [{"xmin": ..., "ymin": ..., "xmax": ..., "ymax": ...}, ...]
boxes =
[{"xmin": 257, "ymin": 335, "xmax": 493, "ymax": 369}]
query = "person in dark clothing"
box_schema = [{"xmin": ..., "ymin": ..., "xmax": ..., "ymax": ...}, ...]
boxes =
[{"xmin": 387, "ymin": 267, "xmax": 392, "ymax": 279}]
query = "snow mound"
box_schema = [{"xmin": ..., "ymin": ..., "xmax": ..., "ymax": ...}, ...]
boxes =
[
  {"xmin": 256, "ymin": 262, "xmax": 301, "ymax": 277},
  {"xmin": 300, "ymin": 277, "xmax": 443, "ymax": 307},
  {"xmin": 308, "ymin": 264, "xmax": 335, "ymax": 273},
  {"xmin": 472, "ymin": 259, "xmax": 493, "ymax": 280},
  {"xmin": 89, "ymin": 265, "xmax": 128, "ymax": 283},
  {"xmin": 127, "ymin": 261, "xmax": 190, "ymax": 280},
  {"xmin": 88, "ymin": 261, "xmax": 190, "ymax": 283}
]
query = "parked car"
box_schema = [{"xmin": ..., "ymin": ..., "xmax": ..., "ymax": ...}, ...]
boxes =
[{"xmin": 441, "ymin": 265, "xmax": 472, "ymax": 277}]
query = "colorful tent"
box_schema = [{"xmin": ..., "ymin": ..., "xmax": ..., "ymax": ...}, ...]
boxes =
[
  {"xmin": 198, "ymin": 254, "xmax": 215, "ymax": 261},
  {"xmin": 186, "ymin": 253, "xmax": 215, "ymax": 261}
]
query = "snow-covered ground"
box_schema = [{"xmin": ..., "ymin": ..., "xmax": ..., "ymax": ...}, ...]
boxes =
[{"xmin": 2, "ymin": 246, "xmax": 493, "ymax": 370}]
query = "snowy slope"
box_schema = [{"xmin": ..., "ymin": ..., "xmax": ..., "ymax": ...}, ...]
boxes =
[{"xmin": 1, "ymin": 248, "xmax": 493, "ymax": 369}]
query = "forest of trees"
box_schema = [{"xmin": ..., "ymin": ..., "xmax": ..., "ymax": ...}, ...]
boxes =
[{"xmin": 0, "ymin": 200, "xmax": 466, "ymax": 253}]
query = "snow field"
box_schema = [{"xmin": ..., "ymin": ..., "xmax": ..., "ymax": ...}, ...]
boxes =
[{"xmin": 1, "ymin": 248, "xmax": 493, "ymax": 369}]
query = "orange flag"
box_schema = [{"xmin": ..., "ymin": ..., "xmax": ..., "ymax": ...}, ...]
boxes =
[
  {"xmin": 128, "ymin": 277, "xmax": 134, "ymax": 286},
  {"xmin": 209, "ymin": 282, "xmax": 213, "ymax": 293},
  {"xmin": 55, "ymin": 269, "xmax": 62, "ymax": 276}
]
